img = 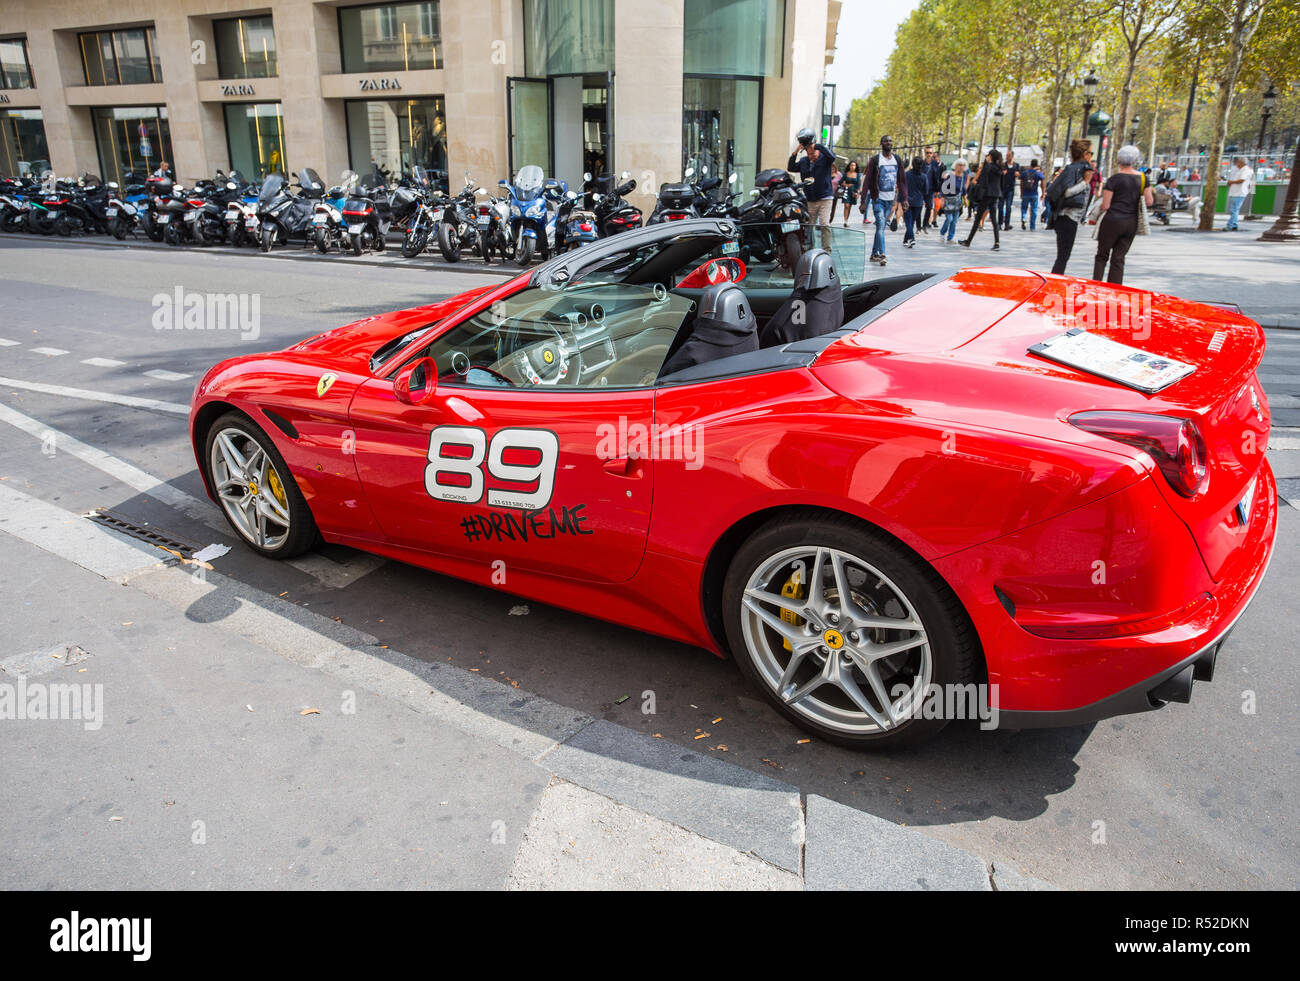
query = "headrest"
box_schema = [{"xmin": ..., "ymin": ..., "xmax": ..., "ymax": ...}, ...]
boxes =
[
  {"xmin": 698, "ymin": 283, "xmax": 751, "ymax": 323},
  {"xmin": 794, "ymin": 249, "xmax": 838, "ymax": 291}
]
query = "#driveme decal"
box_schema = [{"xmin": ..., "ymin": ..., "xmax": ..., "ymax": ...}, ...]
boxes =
[{"xmin": 423, "ymin": 425, "xmax": 592, "ymax": 543}]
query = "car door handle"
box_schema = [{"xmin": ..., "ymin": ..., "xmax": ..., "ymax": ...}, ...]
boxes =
[{"xmin": 602, "ymin": 456, "xmax": 642, "ymax": 478}]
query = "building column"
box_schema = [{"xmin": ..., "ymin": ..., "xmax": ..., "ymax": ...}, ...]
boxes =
[
  {"xmin": 441, "ymin": 0, "xmax": 518, "ymax": 188},
  {"xmin": 761, "ymin": 0, "xmax": 830, "ymax": 169},
  {"xmin": 614, "ymin": 0, "xmax": 684, "ymax": 214}
]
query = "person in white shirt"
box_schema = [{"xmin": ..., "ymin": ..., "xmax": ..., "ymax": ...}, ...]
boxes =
[{"xmin": 1225, "ymin": 156, "xmax": 1253, "ymax": 231}]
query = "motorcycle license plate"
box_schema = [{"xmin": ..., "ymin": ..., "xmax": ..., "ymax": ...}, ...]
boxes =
[
  {"xmin": 313, "ymin": 214, "xmax": 327, "ymax": 225},
  {"xmin": 431, "ymin": 210, "xmax": 443, "ymax": 222},
  {"xmin": 477, "ymin": 216, "xmax": 491, "ymax": 225},
  {"xmin": 105, "ymin": 208, "xmax": 118, "ymax": 217},
  {"xmin": 158, "ymin": 214, "xmax": 170, "ymax": 224},
  {"xmin": 185, "ymin": 211, "xmax": 198, "ymax": 222},
  {"xmin": 246, "ymin": 217, "xmax": 258, "ymax": 229},
  {"xmin": 348, "ymin": 223, "xmax": 365, "ymax": 234},
  {"xmin": 780, "ymin": 220, "xmax": 801, "ymax": 233}
]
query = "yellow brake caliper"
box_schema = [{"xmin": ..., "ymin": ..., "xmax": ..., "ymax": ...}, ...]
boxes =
[
  {"xmin": 779, "ymin": 568, "xmax": 805, "ymax": 652},
  {"xmin": 267, "ymin": 467, "xmax": 288, "ymax": 509}
]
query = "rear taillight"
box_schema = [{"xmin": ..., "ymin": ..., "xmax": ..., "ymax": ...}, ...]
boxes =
[
  {"xmin": 187, "ymin": 199, "xmax": 204, "ymax": 207},
  {"xmin": 342, "ymin": 207, "xmax": 372, "ymax": 216},
  {"xmin": 1069, "ymin": 411, "xmax": 1208, "ymax": 497},
  {"xmin": 579, "ymin": 223, "xmax": 592, "ymax": 232},
  {"xmin": 666, "ymin": 212, "xmax": 687, "ymax": 221}
]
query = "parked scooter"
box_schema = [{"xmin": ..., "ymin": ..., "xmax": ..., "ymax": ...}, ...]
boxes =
[
  {"xmin": 400, "ymin": 174, "xmax": 447, "ymax": 258},
  {"xmin": 224, "ymin": 178, "xmax": 262, "ymax": 248},
  {"xmin": 555, "ymin": 190, "xmax": 597, "ymax": 252},
  {"xmin": 502, "ymin": 166, "xmax": 565, "ymax": 267},
  {"xmin": 0, "ymin": 175, "xmax": 39, "ymax": 233},
  {"xmin": 104, "ymin": 172, "xmax": 150, "ymax": 239},
  {"xmin": 257, "ymin": 169, "xmax": 323, "ymax": 251},
  {"xmin": 588, "ymin": 171, "xmax": 642, "ymax": 238},
  {"xmin": 341, "ymin": 171, "xmax": 395, "ymax": 255},
  {"xmin": 311, "ymin": 171, "xmax": 358, "ymax": 253},
  {"xmin": 436, "ymin": 175, "xmax": 487, "ymax": 262},
  {"xmin": 731, "ymin": 169, "xmax": 810, "ymax": 271}
]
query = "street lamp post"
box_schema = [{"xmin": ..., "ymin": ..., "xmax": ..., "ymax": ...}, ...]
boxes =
[
  {"xmin": 1260, "ymin": 134, "xmax": 1300, "ymax": 241},
  {"xmin": 1259, "ymin": 84, "xmax": 1277, "ymax": 156},
  {"xmin": 993, "ymin": 104, "xmax": 1004, "ymax": 155},
  {"xmin": 1083, "ymin": 71, "xmax": 1099, "ymax": 123},
  {"xmin": 1129, "ymin": 115, "xmax": 1140, "ymax": 146}
]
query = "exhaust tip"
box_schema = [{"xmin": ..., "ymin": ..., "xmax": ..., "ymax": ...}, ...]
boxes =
[{"xmin": 1149, "ymin": 664, "xmax": 1195, "ymax": 706}]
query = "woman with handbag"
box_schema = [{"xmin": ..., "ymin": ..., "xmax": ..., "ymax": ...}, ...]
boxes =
[
  {"xmin": 1092, "ymin": 144, "xmax": 1155, "ymax": 285},
  {"xmin": 959, "ymin": 150, "xmax": 1004, "ymax": 250}
]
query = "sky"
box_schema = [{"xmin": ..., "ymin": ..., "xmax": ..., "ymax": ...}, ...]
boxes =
[{"xmin": 824, "ymin": 0, "xmax": 924, "ymax": 112}]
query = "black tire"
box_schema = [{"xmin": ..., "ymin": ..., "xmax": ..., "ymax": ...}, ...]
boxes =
[
  {"xmin": 314, "ymin": 226, "xmax": 329, "ymax": 253},
  {"xmin": 194, "ymin": 218, "xmax": 211, "ymax": 246},
  {"xmin": 722, "ymin": 513, "xmax": 980, "ymax": 749},
  {"xmin": 229, "ymin": 222, "xmax": 246, "ymax": 248},
  {"xmin": 349, "ymin": 230, "xmax": 364, "ymax": 255},
  {"xmin": 54, "ymin": 213, "xmax": 73, "ymax": 237},
  {"xmin": 203, "ymin": 411, "xmax": 320, "ymax": 560},
  {"xmin": 145, "ymin": 215, "xmax": 164, "ymax": 241},
  {"xmin": 110, "ymin": 216, "xmax": 130, "ymax": 240},
  {"xmin": 260, "ymin": 224, "xmax": 275, "ymax": 252},
  {"xmin": 478, "ymin": 228, "xmax": 495, "ymax": 264},
  {"xmin": 28, "ymin": 209, "xmax": 53, "ymax": 235},
  {"xmin": 437, "ymin": 221, "xmax": 461, "ymax": 262},
  {"xmin": 401, "ymin": 226, "xmax": 427, "ymax": 258},
  {"xmin": 164, "ymin": 221, "xmax": 182, "ymax": 246},
  {"xmin": 0, "ymin": 209, "xmax": 19, "ymax": 232},
  {"xmin": 779, "ymin": 229, "xmax": 803, "ymax": 271},
  {"xmin": 515, "ymin": 233, "xmax": 535, "ymax": 267}
]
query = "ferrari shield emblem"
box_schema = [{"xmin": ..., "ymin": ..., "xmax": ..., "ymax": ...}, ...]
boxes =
[
  {"xmin": 543, "ymin": 349, "xmax": 554, "ymax": 365},
  {"xmin": 316, "ymin": 372, "xmax": 337, "ymax": 398}
]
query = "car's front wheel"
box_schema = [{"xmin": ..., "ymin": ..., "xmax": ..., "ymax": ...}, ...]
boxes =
[
  {"xmin": 205, "ymin": 412, "xmax": 319, "ymax": 559},
  {"xmin": 723, "ymin": 514, "xmax": 978, "ymax": 748}
]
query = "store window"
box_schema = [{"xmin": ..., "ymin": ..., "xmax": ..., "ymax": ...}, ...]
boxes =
[
  {"xmin": 346, "ymin": 97, "xmax": 447, "ymax": 185},
  {"xmin": 224, "ymin": 102, "xmax": 286, "ymax": 179},
  {"xmin": 523, "ymin": 0, "xmax": 612, "ymax": 75},
  {"xmin": 1, "ymin": 38, "xmax": 35, "ymax": 90},
  {"xmin": 214, "ymin": 16, "xmax": 278, "ymax": 79},
  {"xmin": 80, "ymin": 27, "xmax": 163, "ymax": 86},
  {"xmin": 683, "ymin": 77, "xmax": 760, "ymax": 193},
  {"xmin": 91, "ymin": 106, "xmax": 172, "ymax": 185},
  {"xmin": 1, "ymin": 109, "xmax": 48, "ymax": 176},
  {"xmin": 339, "ymin": 3, "xmax": 441, "ymax": 73},
  {"xmin": 684, "ymin": 0, "xmax": 783, "ymax": 77}
]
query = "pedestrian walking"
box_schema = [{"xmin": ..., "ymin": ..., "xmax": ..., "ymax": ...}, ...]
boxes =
[
  {"xmin": 839, "ymin": 160, "xmax": 860, "ymax": 224},
  {"xmin": 1000, "ymin": 151, "xmax": 1019, "ymax": 230},
  {"xmin": 903, "ymin": 156, "xmax": 929, "ymax": 248},
  {"xmin": 939, "ymin": 160, "xmax": 967, "ymax": 242},
  {"xmin": 922, "ymin": 147, "xmax": 945, "ymax": 230},
  {"xmin": 1019, "ymin": 158, "xmax": 1044, "ymax": 230},
  {"xmin": 1224, "ymin": 155, "xmax": 1253, "ymax": 231},
  {"xmin": 862, "ymin": 135, "xmax": 908, "ymax": 266},
  {"xmin": 1045, "ymin": 139, "xmax": 1095, "ymax": 275},
  {"xmin": 960, "ymin": 150, "xmax": 1004, "ymax": 250},
  {"xmin": 1092, "ymin": 144, "xmax": 1154, "ymax": 285},
  {"xmin": 788, "ymin": 127, "xmax": 835, "ymax": 250}
]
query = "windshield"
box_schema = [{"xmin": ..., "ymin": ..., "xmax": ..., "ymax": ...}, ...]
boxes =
[
  {"xmin": 258, "ymin": 175, "xmax": 284, "ymax": 204},
  {"xmin": 299, "ymin": 169, "xmax": 322, "ymax": 191},
  {"xmin": 514, "ymin": 165, "xmax": 545, "ymax": 201}
]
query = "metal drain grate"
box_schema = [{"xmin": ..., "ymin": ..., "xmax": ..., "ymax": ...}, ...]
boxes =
[{"xmin": 85, "ymin": 507, "xmax": 203, "ymax": 559}]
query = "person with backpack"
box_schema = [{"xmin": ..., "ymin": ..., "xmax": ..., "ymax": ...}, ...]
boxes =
[
  {"xmin": 861, "ymin": 135, "xmax": 909, "ymax": 265},
  {"xmin": 903, "ymin": 156, "xmax": 930, "ymax": 248},
  {"xmin": 1045, "ymin": 139, "xmax": 1095, "ymax": 275},
  {"xmin": 1000, "ymin": 151, "xmax": 1020, "ymax": 230},
  {"xmin": 1019, "ymin": 158, "xmax": 1045, "ymax": 230},
  {"xmin": 939, "ymin": 159, "xmax": 968, "ymax": 242},
  {"xmin": 960, "ymin": 149, "xmax": 1004, "ymax": 250},
  {"xmin": 922, "ymin": 147, "xmax": 945, "ymax": 230}
]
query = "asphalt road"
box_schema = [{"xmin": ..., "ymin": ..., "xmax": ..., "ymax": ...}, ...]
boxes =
[{"xmin": 1, "ymin": 229, "xmax": 1297, "ymax": 890}]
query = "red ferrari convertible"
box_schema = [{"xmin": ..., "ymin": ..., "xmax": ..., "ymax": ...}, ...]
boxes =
[{"xmin": 190, "ymin": 218, "xmax": 1276, "ymax": 747}]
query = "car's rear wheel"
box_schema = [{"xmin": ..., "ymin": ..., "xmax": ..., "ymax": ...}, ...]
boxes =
[
  {"xmin": 205, "ymin": 412, "xmax": 318, "ymax": 559},
  {"xmin": 722, "ymin": 515, "xmax": 978, "ymax": 749}
]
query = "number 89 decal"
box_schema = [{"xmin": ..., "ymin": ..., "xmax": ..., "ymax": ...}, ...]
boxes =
[{"xmin": 425, "ymin": 426, "xmax": 559, "ymax": 511}]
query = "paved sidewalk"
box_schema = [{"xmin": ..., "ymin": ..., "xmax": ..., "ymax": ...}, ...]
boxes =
[{"xmin": 0, "ymin": 482, "xmax": 1043, "ymax": 890}]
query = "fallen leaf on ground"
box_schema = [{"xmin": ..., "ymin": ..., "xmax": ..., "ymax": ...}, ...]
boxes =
[{"xmin": 300, "ymin": 708, "xmax": 320, "ymax": 716}]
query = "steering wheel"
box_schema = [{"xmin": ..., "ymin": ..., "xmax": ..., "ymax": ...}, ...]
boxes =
[{"xmin": 511, "ymin": 313, "xmax": 578, "ymax": 386}]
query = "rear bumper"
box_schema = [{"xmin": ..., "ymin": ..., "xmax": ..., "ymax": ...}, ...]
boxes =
[{"xmin": 935, "ymin": 460, "xmax": 1277, "ymax": 722}]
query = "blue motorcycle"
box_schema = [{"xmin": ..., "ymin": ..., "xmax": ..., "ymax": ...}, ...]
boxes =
[
  {"xmin": 501, "ymin": 166, "xmax": 567, "ymax": 267},
  {"xmin": 105, "ymin": 172, "xmax": 151, "ymax": 239}
]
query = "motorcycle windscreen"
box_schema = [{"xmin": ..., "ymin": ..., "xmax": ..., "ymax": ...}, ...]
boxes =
[
  {"xmin": 258, "ymin": 175, "xmax": 285, "ymax": 205},
  {"xmin": 299, "ymin": 169, "xmax": 323, "ymax": 192},
  {"xmin": 514, "ymin": 165, "xmax": 545, "ymax": 202}
]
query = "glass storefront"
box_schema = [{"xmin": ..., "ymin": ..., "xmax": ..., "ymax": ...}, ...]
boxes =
[
  {"xmin": 683, "ymin": 76, "xmax": 761, "ymax": 192},
  {"xmin": 91, "ymin": 106, "xmax": 172, "ymax": 185},
  {"xmin": 524, "ymin": 0, "xmax": 613, "ymax": 75},
  {"xmin": 1, "ymin": 109, "xmax": 48, "ymax": 177},
  {"xmin": 684, "ymin": 0, "xmax": 783, "ymax": 77},
  {"xmin": 346, "ymin": 98, "xmax": 447, "ymax": 185},
  {"xmin": 214, "ymin": 16, "xmax": 278, "ymax": 79},
  {"xmin": 80, "ymin": 27, "xmax": 163, "ymax": 86},
  {"xmin": 339, "ymin": 3, "xmax": 441, "ymax": 73},
  {"xmin": 1, "ymin": 38, "xmax": 34, "ymax": 89},
  {"xmin": 224, "ymin": 102, "xmax": 286, "ymax": 179}
]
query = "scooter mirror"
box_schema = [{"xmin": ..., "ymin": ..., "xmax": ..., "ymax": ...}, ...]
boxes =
[
  {"xmin": 566, "ymin": 190, "xmax": 576, "ymax": 199},
  {"xmin": 684, "ymin": 167, "xmax": 695, "ymax": 178},
  {"xmin": 498, "ymin": 179, "xmax": 508, "ymax": 187},
  {"xmin": 583, "ymin": 172, "xmax": 592, "ymax": 182},
  {"xmin": 475, "ymin": 187, "xmax": 486, "ymax": 195},
  {"xmin": 620, "ymin": 171, "xmax": 631, "ymax": 181},
  {"xmin": 227, "ymin": 182, "xmax": 237, "ymax": 190},
  {"xmin": 729, "ymin": 172, "xmax": 739, "ymax": 185},
  {"xmin": 749, "ymin": 189, "xmax": 760, "ymax": 198}
]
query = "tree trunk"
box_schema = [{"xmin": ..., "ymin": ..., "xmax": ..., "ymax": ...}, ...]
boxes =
[
  {"xmin": 1047, "ymin": 77, "xmax": 1065, "ymax": 170},
  {"xmin": 959, "ymin": 106, "xmax": 967, "ymax": 155},
  {"xmin": 1260, "ymin": 134, "xmax": 1300, "ymax": 240},
  {"xmin": 1008, "ymin": 83, "xmax": 1023, "ymax": 159},
  {"xmin": 977, "ymin": 97, "xmax": 991, "ymax": 158},
  {"xmin": 1113, "ymin": 49, "xmax": 1139, "ymax": 174},
  {"xmin": 1147, "ymin": 102, "xmax": 1159, "ymax": 168},
  {"xmin": 1198, "ymin": 2, "xmax": 1255, "ymax": 231}
]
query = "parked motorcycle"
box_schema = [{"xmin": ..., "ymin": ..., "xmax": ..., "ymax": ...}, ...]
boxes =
[
  {"xmin": 502, "ymin": 166, "xmax": 565, "ymax": 267},
  {"xmin": 257, "ymin": 169, "xmax": 323, "ymax": 252},
  {"xmin": 224, "ymin": 178, "xmax": 262, "ymax": 248},
  {"xmin": 104, "ymin": 172, "xmax": 150, "ymax": 239},
  {"xmin": 587, "ymin": 171, "xmax": 642, "ymax": 238},
  {"xmin": 732, "ymin": 169, "xmax": 810, "ymax": 271},
  {"xmin": 341, "ymin": 171, "xmax": 395, "ymax": 255},
  {"xmin": 141, "ymin": 175, "xmax": 174, "ymax": 241},
  {"xmin": 401, "ymin": 182, "xmax": 447, "ymax": 258},
  {"xmin": 476, "ymin": 187, "xmax": 513, "ymax": 264},
  {"xmin": 0, "ymin": 176, "xmax": 39, "ymax": 233},
  {"xmin": 555, "ymin": 190, "xmax": 597, "ymax": 253},
  {"xmin": 311, "ymin": 171, "xmax": 358, "ymax": 253},
  {"xmin": 436, "ymin": 175, "xmax": 487, "ymax": 262}
]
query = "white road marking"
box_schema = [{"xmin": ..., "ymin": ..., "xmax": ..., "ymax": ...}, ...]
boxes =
[
  {"xmin": 1256, "ymin": 374, "xmax": 1299, "ymax": 385},
  {"xmin": 0, "ymin": 376, "xmax": 188, "ymax": 415},
  {"xmin": 0, "ymin": 399, "xmax": 384, "ymax": 589},
  {"xmin": 83, "ymin": 357, "xmax": 127, "ymax": 368},
  {"xmin": 30, "ymin": 347, "xmax": 69, "ymax": 357},
  {"xmin": 143, "ymin": 368, "xmax": 191, "ymax": 382},
  {"xmin": 0, "ymin": 338, "xmax": 20, "ymax": 347},
  {"xmin": 1268, "ymin": 437, "xmax": 1300, "ymax": 450},
  {"xmin": 1266, "ymin": 394, "xmax": 1300, "ymax": 409},
  {"xmin": 0, "ymin": 400, "xmax": 226, "ymax": 534}
]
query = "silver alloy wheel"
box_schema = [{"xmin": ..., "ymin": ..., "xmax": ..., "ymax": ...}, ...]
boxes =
[
  {"xmin": 740, "ymin": 545, "xmax": 932, "ymax": 735},
  {"xmin": 209, "ymin": 426, "xmax": 291, "ymax": 551}
]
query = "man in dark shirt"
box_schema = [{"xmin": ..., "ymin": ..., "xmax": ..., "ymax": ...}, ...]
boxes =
[
  {"xmin": 1018, "ymin": 158, "xmax": 1044, "ymax": 230},
  {"xmin": 1000, "ymin": 151, "xmax": 1020, "ymax": 230},
  {"xmin": 789, "ymin": 127, "xmax": 835, "ymax": 250},
  {"xmin": 921, "ymin": 146, "xmax": 945, "ymax": 230}
]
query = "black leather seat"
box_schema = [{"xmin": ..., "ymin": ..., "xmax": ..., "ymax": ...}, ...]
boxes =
[
  {"xmin": 758, "ymin": 249, "xmax": 844, "ymax": 349},
  {"xmin": 660, "ymin": 282, "xmax": 758, "ymax": 376}
]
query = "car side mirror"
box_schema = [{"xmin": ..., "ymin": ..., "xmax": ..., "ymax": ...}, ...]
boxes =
[{"xmin": 394, "ymin": 357, "xmax": 437, "ymax": 405}]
